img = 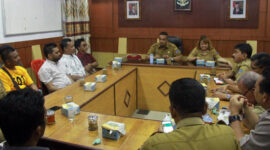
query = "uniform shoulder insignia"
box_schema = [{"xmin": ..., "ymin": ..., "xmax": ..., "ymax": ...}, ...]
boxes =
[
  {"xmin": 176, "ymin": 49, "xmax": 180, "ymax": 54},
  {"xmin": 238, "ymin": 69, "xmax": 243, "ymax": 73}
]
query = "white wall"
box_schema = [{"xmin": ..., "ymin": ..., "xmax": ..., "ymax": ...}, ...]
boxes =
[{"xmin": 0, "ymin": 0, "xmax": 63, "ymax": 44}]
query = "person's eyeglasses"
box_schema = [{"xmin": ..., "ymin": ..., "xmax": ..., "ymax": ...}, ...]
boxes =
[{"xmin": 83, "ymin": 44, "xmax": 87, "ymax": 47}]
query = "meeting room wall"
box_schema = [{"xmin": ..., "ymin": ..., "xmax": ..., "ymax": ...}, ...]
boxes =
[
  {"xmin": 90, "ymin": 0, "xmax": 270, "ymax": 56},
  {"xmin": 0, "ymin": 0, "xmax": 63, "ymax": 68}
]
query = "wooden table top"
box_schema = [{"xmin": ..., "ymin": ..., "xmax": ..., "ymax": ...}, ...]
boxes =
[
  {"xmin": 43, "ymin": 64, "xmax": 230, "ymax": 149},
  {"xmin": 44, "ymin": 111, "xmax": 160, "ymax": 150},
  {"xmin": 44, "ymin": 67, "xmax": 137, "ymax": 109}
]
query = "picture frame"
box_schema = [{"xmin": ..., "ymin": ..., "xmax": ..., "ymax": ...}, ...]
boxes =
[
  {"xmin": 174, "ymin": 0, "xmax": 192, "ymax": 11},
  {"xmin": 125, "ymin": 0, "xmax": 141, "ymax": 20},
  {"xmin": 228, "ymin": 0, "xmax": 248, "ymax": 20}
]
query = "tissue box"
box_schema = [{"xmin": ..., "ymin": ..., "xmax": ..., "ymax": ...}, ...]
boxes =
[
  {"xmin": 95, "ymin": 75, "xmax": 107, "ymax": 82},
  {"xmin": 112, "ymin": 61, "xmax": 121, "ymax": 70},
  {"xmin": 61, "ymin": 102, "xmax": 80, "ymax": 117},
  {"xmin": 206, "ymin": 61, "xmax": 215, "ymax": 67},
  {"xmin": 196, "ymin": 59, "xmax": 205, "ymax": 66},
  {"xmin": 206, "ymin": 97, "xmax": 220, "ymax": 110},
  {"xmin": 83, "ymin": 82, "xmax": 96, "ymax": 91},
  {"xmin": 114, "ymin": 57, "xmax": 123, "ymax": 63},
  {"xmin": 200, "ymin": 74, "xmax": 211, "ymax": 83},
  {"xmin": 156, "ymin": 58, "xmax": 165, "ymax": 64},
  {"xmin": 102, "ymin": 121, "xmax": 126, "ymax": 140}
]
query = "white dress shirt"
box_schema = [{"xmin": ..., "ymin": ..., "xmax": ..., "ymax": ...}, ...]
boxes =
[
  {"xmin": 38, "ymin": 59, "xmax": 72, "ymax": 89},
  {"xmin": 58, "ymin": 54, "xmax": 86, "ymax": 77}
]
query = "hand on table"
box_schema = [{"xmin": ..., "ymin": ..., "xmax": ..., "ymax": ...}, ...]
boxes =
[{"xmin": 212, "ymin": 91, "xmax": 229, "ymax": 100}]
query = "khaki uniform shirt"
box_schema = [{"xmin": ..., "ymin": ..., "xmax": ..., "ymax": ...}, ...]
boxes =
[
  {"xmin": 147, "ymin": 42, "xmax": 181, "ymax": 58},
  {"xmin": 187, "ymin": 47, "xmax": 222, "ymax": 61},
  {"xmin": 140, "ymin": 117, "xmax": 241, "ymax": 150},
  {"xmin": 232, "ymin": 59, "xmax": 251, "ymax": 81}
]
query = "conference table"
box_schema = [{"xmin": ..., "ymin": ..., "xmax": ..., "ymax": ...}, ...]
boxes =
[{"xmin": 42, "ymin": 62, "xmax": 230, "ymax": 150}]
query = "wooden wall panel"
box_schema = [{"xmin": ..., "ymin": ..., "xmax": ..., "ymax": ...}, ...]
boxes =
[
  {"xmin": 118, "ymin": 0, "xmax": 259, "ymax": 28},
  {"xmin": 90, "ymin": 37, "xmax": 118, "ymax": 52},
  {"xmin": 90, "ymin": 0, "xmax": 270, "ymax": 55},
  {"xmin": 258, "ymin": 41, "xmax": 270, "ymax": 54},
  {"xmin": 0, "ymin": 37, "xmax": 62, "ymax": 67},
  {"xmin": 127, "ymin": 38, "xmax": 156, "ymax": 54}
]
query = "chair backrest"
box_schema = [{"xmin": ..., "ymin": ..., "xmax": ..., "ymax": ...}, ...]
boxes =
[
  {"xmin": 31, "ymin": 59, "xmax": 45, "ymax": 89},
  {"xmin": 168, "ymin": 36, "xmax": 183, "ymax": 54}
]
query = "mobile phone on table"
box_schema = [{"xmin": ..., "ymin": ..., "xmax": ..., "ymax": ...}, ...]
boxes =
[{"xmin": 49, "ymin": 106, "xmax": 61, "ymax": 111}]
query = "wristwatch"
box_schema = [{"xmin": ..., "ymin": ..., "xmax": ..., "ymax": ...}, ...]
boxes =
[
  {"xmin": 226, "ymin": 94, "xmax": 231, "ymax": 100},
  {"xmin": 229, "ymin": 115, "xmax": 242, "ymax": 124}
]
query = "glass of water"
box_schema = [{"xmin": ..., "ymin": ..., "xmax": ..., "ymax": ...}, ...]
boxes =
[{"xmin": 68, "ymin": 107, "xmax": 75, "ymax": 123}]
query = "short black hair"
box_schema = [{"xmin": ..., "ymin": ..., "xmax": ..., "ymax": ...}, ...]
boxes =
[
  {"xmin": 60, "ymin": 38, "xmax": 72, "ymax": 51},
  {"xmin": 75, "ymin": 38, "xmax": 85, "ymax": 50},
  {"xmin": 260, "ymin": 67, "xmax": 270, "ymax": 95},
  {"xmin": 169, "ymin": 78, "xmax": 206, "ymax": 115},
  {"xmin": 43, "ymin": 43, "xmax": 57, "ymax": 58},
  {"xmin": 0, "ymin": 88, "xmax": 45, "ymax": 146},
  {"xmin": 0, "ymin": 45, "xmax": 16, "ymax": 63},
  {"xmin": 159, "ymin": 32, "xmax": 168, "ymax": 37},
  {"xmin": 251, "ymin": 52, "xmax": 270, "ymax": 69},
  {"xmin": 234, "ymin": 43, "xmax": 253, "ymax": 58}
]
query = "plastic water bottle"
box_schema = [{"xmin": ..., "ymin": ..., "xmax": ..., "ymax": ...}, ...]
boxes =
[
  {"xmin": 162, "ymin": 113, "xmax": 174, "ymax": 133},
  {"xmin": 150, "ymin": 53, "xmax": 154, "ymax": 64}
]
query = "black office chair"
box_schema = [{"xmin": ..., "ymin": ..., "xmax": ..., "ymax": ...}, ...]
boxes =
[{"xmin": 168, "ymin": 36, "xmax": 183, "ymax": 54}]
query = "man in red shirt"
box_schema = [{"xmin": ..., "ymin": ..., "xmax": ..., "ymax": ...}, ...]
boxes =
[{"xmin": 75, "ymin": 38, "xmax": 98, "ymax": 74}]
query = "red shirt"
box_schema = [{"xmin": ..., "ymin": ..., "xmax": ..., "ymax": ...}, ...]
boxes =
[{"xmin": 77, "ymin": 52, "xmax": 97, "ymax": 67}]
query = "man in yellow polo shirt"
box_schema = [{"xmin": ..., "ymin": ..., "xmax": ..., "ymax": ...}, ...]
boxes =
[
  {"xmin": 140, "ymin": 78, "xmax": 241, "ymax": 150},
  {"xmin": 0, "ymin": 45, "xmax": 38, "ymax": 92},
  {"xmin": 147, "ymin": 32, "xmax": 183, "ymax": 62}
]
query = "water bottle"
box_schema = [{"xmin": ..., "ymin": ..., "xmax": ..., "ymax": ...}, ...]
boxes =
[
  {"xmin": 150, "ymin": 53, "xmax": 154, "ymax": 64},
  {"xmin": 162, "ymin": 113, "xmax": 174, "ymax": 133}
]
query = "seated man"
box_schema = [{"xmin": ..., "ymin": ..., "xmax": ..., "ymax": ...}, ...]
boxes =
[
  {"xmin": 250, "ymin": 52, "xmax": 270, "ymax": 74},
  {"xmin": 58, "ymin": 38, "xmax": 86, "ymax": 81},
  {"xmin": 0, "ymin": 88, "xmax": 48, "ymax": 149},
  {"xmin": 38, "ymin": 43, "xmax": 73, "ymax": 92},
  {"xmin": 217, "ymin": 43, "xmax": 252, "ymax": 85},
  {"xmin": 229, "ymin": 67, "xmax": 270, "ymax": 150},
  {"xmin": 236, "ymin": 71, "xmax": 265, "ymax": 129},
  {"xmin": 140, "ymin": 78, "xmax": 240, "ymax": 150},
  {"xmin": 147, "ymin": 32, "xmax": 183, "ymax": 62},
  {"xmin": 0, "ymin": 45, "xmax": 38, "ymax": 92},
  {"xmin": 75, "ymin": 38, "xmax": 98, "ymax": 74}
]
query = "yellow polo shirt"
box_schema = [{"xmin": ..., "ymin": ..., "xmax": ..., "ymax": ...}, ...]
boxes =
[
  {"xmin": 0, "ymin": 66, "xmax": 34, "ymax": 92},
  {"xmin": 140, "ymin": 117, "xmax": 241, "ymax": 150}
]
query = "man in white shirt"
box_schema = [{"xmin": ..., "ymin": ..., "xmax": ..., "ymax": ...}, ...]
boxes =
[
  {"xmin": 58, "ymin": 38, "xmax": 87, "ymax": 81},
  {"xmin": 38, "ymin": 43, "xmax": 73, "ymax": 92}
]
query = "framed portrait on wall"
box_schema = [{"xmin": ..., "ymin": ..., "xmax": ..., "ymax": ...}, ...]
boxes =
[
  {"xmin": 175, "ymin": 0, "xmax": 192, "ymax": 11},
  {"xmin": 228, "ymin": 0, "xmax": 248, "ymax": 20},
  {"xmin": 125, "ymin": 0, "xmax": 141, "ymax": 20}
]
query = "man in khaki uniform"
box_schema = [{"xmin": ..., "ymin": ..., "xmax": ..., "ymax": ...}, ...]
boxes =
[
  {"xmin": 212, "ymin": 43, "xmax": 252, "ymax": 100},
  {"xmin": 217, "ymin": 43, "xmax": 252, "ymax": 84},
  {"xmin": 140, "ymin": 78, "xmax": 241, "ymax": 150},
  {"xmin": 147, "ymin": 32, "xmax": 182, "ymax": 62}
]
